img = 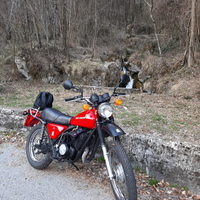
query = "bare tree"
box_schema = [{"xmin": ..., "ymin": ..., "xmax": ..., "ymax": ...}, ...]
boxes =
[
  {"xmin": 60, "ymin": 0, "xmax": 67, "ymax": 54},
  {"xmin": 26, "ymin": 0, "xmax": 42, "ymax": 48},
  {"xmin": 1, "ymin": 0, "xmax": 200, "ymax": 74},
  {"xmin": 188, "ymin": 0, "xmax": 197, "ymax": 67},
  {"xmin": 92, "ymin": 0, "xmax": 98, "ymax": 59}
]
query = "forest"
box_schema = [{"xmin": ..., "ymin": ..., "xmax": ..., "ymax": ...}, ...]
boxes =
[{"xmin": 0, "ymin": 0, "xmax": 199, "ymax": 91}]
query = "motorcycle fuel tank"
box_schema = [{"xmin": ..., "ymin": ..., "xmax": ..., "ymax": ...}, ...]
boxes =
[{"xmin": 70, "ymin": 108, "xmax": 97, "ymax": 129}]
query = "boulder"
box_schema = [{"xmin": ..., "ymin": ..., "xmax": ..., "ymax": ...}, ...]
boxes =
[
  {"xmin": 129, "ymin": 63, "xmax": 141, "ymax": 73},
  {"xmin": 62, "ymin": 59, "xmax": 121, "ymax": 87},
  {"xmin": 104, "ymin": 63, "xmax": 121, "ymax": 87},
  {"xmin": 14, "ymin": 56, "xmax": 32, "ymax": 80}
]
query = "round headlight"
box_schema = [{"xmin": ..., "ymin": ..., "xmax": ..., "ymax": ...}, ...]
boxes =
[{"xmin": 98, "ymin": 103, "xmax": 113, "ymax": 118}]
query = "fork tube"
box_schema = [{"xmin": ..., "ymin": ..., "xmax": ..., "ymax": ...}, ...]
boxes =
[{"xmin": 96, "ymin": 120, "xmax": 114, "ymax": 179}]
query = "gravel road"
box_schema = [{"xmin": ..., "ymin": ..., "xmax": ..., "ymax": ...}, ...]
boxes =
[
  {"xmin": 1, "ymin": 134, "xmax": 197, "ymax": 200},
  {"xmin": 0, "ymin": 143, "xmax": 113, "ymax": 200}
]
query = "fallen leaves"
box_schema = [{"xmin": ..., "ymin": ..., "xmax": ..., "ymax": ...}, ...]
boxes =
[
  {"xmin": 193, "ymin": 195, "xmax": 200, "ymax": 200},
  {"xmin": 135, "ymin": 171, "xmax": 198, "ymax": 200}
]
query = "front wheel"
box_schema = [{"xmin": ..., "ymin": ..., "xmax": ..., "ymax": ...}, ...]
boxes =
[
  {"xmin": 26, "ymin": 124, "xmax": 52, "ymax": 169},
  {"xmin": 107, "ymin": 140, "xmax": 137, "ymax": 200}
]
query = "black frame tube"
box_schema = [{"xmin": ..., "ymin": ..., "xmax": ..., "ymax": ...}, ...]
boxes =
[{"xmin": 96, "ymin": 119, "xmax": 106, "ymax": 146}]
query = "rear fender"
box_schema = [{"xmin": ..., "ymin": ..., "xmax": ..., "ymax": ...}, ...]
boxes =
[
  {"xmin": 24, "ymin": 109, "xmax": 41, "ymax": 127},
  {"xmin": 24, "ymin": 115, "xmax": 40, "ymax": 127},
  {"xmin": 101, "ymin": 123, "xmax": 125, "ymax": 137}
]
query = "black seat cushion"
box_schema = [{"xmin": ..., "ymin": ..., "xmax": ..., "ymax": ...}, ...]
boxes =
[{"xmin": 40, "ymin": 108, "xmax": 73, "ymax": 125}]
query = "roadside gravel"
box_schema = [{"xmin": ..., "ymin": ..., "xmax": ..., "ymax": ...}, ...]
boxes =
[{"xmin": 0, "ymin": 141, "xmax": 114, "ymax": 200}]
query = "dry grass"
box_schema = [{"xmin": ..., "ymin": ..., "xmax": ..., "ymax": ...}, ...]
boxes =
[{"xmin": 0, "ymin": 77, "xmax": 200, "ymax": 146}]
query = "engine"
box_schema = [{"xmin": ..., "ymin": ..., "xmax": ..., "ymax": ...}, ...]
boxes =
[{"xmin": 57, "ymin": 127, "xmax": 89, "ymax": 159}]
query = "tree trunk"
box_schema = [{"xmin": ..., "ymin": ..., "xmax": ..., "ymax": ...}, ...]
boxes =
[
  {"xmin": 12, "ymin": 33, "xmax": 16, "ymax": 76},
  {"xmin": 188, "ymin": 0, "xmax": 197, "ymax": 67},
  {"xmin": 109, "ymin": 0, "xmax": 113, "ymax": 42},
  {"xmin": 92, "ymin": 0, "xmax": 97, "ymax": 59},
  {"xmin": 60, "ymin": 0, "xmax": 67, "ymax": 54},
  {"xmin": 25, "ymin": 2, "xmax": 33, "ymax": 56},
  {"xmin": 132, "ymin": 0, "xmax": 136, "ymax": 23},
  {"xmin": 182, "ymin": 20, "xmax": 191, "ymax": 66},
  {"xmin": 6, "ymin": 0, "xmax": 15, "ymax": 41},
  {"xmin": 67, "ymin": 0, "xmax": 73, "ymax": 63},
  {"xmin": 27, "ymin": 0, "xmax": 42, "ymax": 48}
]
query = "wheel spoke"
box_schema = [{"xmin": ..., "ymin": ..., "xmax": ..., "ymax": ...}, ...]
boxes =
[
  {"xmin": 109, "ymin": 149, "xmax": 128, "ymax": 199},
  {"xmin": 26, "ymin": 125, "xmax": 52, "ymax": 169},
  {"xmin": 111, "ymin": 179, "xmax": 125, "ymax": 200},
  {"xmin": 29, "ymin": 129, "xmax": 49, "ymax": 162},
  {"xmin": 107, "ymin": 140, "xmax": 137, "ymax": 200}
]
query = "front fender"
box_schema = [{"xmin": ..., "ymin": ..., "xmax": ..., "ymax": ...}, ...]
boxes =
[{"xmin": 101, "ymin": 123, "xmax": 125, "ymax": 137}]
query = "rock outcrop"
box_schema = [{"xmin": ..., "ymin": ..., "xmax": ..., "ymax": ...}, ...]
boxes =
[
  {"xmin": 63, "ymin": 59, "xmax": 121, "ymax": 87},
  {"xmin": 15, "ymin": 56, "xmax": 32, "ymax": 80}
]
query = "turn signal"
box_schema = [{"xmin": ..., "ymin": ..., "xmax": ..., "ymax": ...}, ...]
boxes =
[
  {"xmin": 83, "ymin": 104, "xmax": 90, "ymax": 110},
  {"xmin": 115, "ymin": 99, "xmax": 122, "ymax": 106}
]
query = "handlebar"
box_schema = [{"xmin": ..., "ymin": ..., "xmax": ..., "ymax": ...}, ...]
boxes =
[
  {"xmin": 112, "ymin": 92, "xmax": 126, "ymax": 96},
  {"xmin": 65, "ymin": 95, "xmax": 82, "ymax": 102},
  {"xmin": 65, "ymin": 97, "xmax": 76, "ymax": 102},
  {"xmin": 65, "ymin": 92, "xmax": 127, "ymax": 104}
]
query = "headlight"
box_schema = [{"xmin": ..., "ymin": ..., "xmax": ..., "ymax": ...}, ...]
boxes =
[{"xmin": 98, "ymin": 103, "xmax": 113, "ymax": 118}]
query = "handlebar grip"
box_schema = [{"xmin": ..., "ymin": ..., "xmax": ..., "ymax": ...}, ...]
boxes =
[
  {"xmin": 65, "ymin": 97, "xmax": 75, "ymax": 102},
  {"xmin": 118, "ymin": 93, "xmax": 126, "ymax": 95},
  {"xmin": 114, "ymin": 92, "xmax": 126, "ymax": 96}
]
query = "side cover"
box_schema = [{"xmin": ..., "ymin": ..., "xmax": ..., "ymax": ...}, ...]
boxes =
[
  {"xmin": 47, "ymin": 123, "xmax": 68, "ymax": 139},
  {"xmin": 101, "ymin": 123, "xmax": 125, "ymax": 137}
]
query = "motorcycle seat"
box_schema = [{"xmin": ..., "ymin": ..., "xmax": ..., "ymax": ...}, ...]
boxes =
[{"xmin": 40, "ymin": 108, "xmax": 73, "ymax": 125}]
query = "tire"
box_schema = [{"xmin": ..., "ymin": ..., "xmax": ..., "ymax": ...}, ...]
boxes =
[
  {"xmin": 26, "ymin": 124, "xmax": 52, "ymax": 169},
  {"xmin": 107, "ymin": 140, "xmax": 137, "ymax": 200}
]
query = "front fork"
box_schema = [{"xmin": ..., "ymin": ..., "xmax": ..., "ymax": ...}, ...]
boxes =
[{"xmin": 96, "ymin": 120, "xmax": 114, "ymax": 180}]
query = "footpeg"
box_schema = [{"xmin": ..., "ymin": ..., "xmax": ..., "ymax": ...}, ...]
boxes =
[{"xmin": 51, "ymin": 156, "xmax": 62, "ymax": 162}]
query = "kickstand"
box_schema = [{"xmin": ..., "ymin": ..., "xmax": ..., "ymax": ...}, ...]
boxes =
[{"xmin": 71, "ymin": 163, "xmax": 79, "ymax": 171}]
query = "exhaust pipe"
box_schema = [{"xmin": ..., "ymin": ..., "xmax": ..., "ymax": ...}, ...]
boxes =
[{"xmin": 82, "ymin": 147, "xmax": 90, "ymax": 163}]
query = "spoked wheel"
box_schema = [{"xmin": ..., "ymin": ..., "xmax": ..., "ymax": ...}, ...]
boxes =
[
  {"xmin": 107, "ymin": 140, "xmax": 137, "ymax": 200},
  {"xmin": 26, "ymin": 124, "xmax": 52, "ymax": 169}
]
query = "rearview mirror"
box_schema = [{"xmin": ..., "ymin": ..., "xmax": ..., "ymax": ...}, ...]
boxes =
[
  {"xmin": 63, "ymin": 80, "xmax": 73, "ymax": 90},
  {"xmin": 120, "ymin": 74, "xmax": 129, "ymax": 84}
]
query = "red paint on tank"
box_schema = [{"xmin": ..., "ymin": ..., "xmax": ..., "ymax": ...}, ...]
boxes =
[{"xmin": 70, "ymin": 108, "xmax": 97, "ymax": 129}]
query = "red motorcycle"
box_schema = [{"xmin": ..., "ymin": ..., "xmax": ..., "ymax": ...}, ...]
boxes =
[{"xmin": 23, "ymin": 74, "xmax": 137, "ymax": 200}]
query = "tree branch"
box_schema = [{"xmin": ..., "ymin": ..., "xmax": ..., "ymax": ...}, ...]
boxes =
[
  {"xmin": 143, "ymin": 0, "xmax": 151, "ymax": 8},
  {"xmin": 143, "ymin": 0, "xmax": 162, "ymax": 56}
]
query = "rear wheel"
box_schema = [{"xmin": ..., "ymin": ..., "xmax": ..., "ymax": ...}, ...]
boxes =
[
  {"xmin": 107, "ymin": 140, "xmax": 137, "ymax": 200},
  {"xmin": 26, "ymin": 124, "xmax": 52, "ymax": 169}
]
